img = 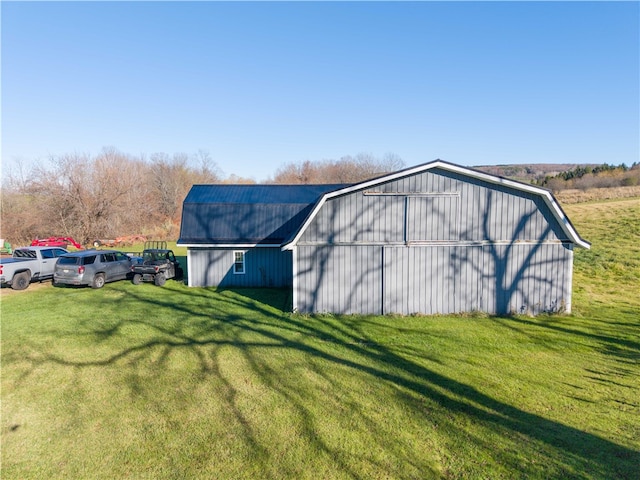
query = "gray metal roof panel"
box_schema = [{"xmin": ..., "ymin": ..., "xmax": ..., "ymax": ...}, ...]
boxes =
[{"xmin": 179, "ymin": 184, "xmax": 349, "ymax": 245}]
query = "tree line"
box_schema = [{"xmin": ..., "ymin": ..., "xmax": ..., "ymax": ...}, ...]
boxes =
[
  {"xmin": 0, "ymin": 149, "xmax": 402, "ymax": 245},
  {"xmin": 538, "ymin": 162, "xmax": 640, "ymax": 192},
  {"xmin": 4, "ymin": 150, "xmax": 636, "ymax": 246}
]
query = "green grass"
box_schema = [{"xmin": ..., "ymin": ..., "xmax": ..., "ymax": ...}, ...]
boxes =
[{"xmin": 1, "ymin": 199, "xmax": 639, "ymax": 479}]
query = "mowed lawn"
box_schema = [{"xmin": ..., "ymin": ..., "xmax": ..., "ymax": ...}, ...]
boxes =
[{"xmin": 1, "ymin": 199, "xmax": 639, "ymax": 479}]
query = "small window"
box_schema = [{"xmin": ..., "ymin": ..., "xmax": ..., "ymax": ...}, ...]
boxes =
[
  {"xmin": 233, "ymin": 251, "xmax": 245, "ymax": 274},
  {"xmin": 82, "ymin": 255, "xmax": 97, "ymax": 265},
  {"xmin": 102, "ymin": 253, "xmax": 116, "ymax": 263}
]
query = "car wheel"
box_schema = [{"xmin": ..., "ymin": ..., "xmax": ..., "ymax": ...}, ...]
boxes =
[
  {"xmin": 132, "ymin": 273, "xmax": 142, "ymax": 285},
  {"xmin": 11, "ymin": 272, "xmax": 31, "ymax": 290},
  {"xmin": 154, "ymin": 273, "xmax": 166, "ymax": 286},
  {"xmin": 92, "ymin": 273, "xmax": 106, "ymax": 289},
  {"xmin": 93, "ymin": 240, "xmax": 102, "ymax": 247}
]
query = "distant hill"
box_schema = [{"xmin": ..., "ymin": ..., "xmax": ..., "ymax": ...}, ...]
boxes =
[
  {"xmin": 472, "ymin": 163, "xmax": 640, "ymax": 197},
  {"xmin": 472, "ymin": 164, "xmax": 597, "ymax": 184}
]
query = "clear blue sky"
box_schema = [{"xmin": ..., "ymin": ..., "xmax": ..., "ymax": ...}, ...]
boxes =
[{"xmin": 2, "ymin": 1, "xmax": 638, "ymax": 182}]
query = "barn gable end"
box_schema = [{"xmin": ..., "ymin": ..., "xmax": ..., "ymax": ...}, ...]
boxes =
[{"xmin": 283, "ymin": 161, "xmax": 588, "ymax": 316}]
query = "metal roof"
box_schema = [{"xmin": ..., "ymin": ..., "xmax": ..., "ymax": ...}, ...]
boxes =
[{"xmin": 178, "ymin": 184, "xmax": 348, "ymax": 246}]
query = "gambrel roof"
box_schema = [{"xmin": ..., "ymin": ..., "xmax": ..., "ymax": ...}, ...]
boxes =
[
  {"xmin": 178, "ymin": 184, "xmax": 348, "ymax": 247},
  {"xmin": 281, "ymin": 160, "xmax": 591, "ymax": 250},
  {"xmin": 177, "ymin": 160, "xmax": 590, "ymax": 250}
]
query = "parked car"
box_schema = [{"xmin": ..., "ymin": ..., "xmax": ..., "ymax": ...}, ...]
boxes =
[
  {"xmin": 0, "ymin": 246, "xmax": 68, "ymax": 290},
  {"xmin": 53, "ymin": 250, "xmax": 135, "ymax": 288}
]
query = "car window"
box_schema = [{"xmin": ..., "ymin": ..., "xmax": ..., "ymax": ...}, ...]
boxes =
[
  {"xmin": 58, "ymin": 256, "xmax": 79, "ymax": 266},
  {"xmin": 115, "ymin": 252, "xmax": 128, "ymax": 262},
  {"xmin": 14, "ymin": 249, "xmax": 37, "ymax": 259},
  {"xmin": 82, "ymin": 255, "xmax": 97, "ymax": 265},
  {"xmin": 168, "ymin": 252, "xmax": 176, "ymax": 262},
  {"xmin": 52, "ymin": 249, "xmax": 67, "ymax": 257},
  {"xmin": 41, "ymin": 249, "xmax": 56, "ymax": 259}
]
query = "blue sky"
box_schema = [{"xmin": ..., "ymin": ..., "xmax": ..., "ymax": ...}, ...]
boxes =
[{"xmin": 2, "ymin": 1, "xmax": 638, "ymax": 182}]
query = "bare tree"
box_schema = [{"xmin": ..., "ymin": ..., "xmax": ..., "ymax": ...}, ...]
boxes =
[
  {"xmin": 148, "ymin": 151, "xmax": 222, "ymax": 225},
  {"xmin": 0, "ymin": 148, "xmax": 227, "ymax": 245},
  {"xmin": 23, "ymin": 150, "xmax": 145, "ymax": 242},
  {"xmin": 222, "ymin": 174, "xmax": 257, "ymax": 184},
  {"xmin": 269, "ymin": 153, "xmax": 405, "ymax": 184},
  {"xmin": 194, "ymin": 149, "xmax": 222, "ymax": 183}
]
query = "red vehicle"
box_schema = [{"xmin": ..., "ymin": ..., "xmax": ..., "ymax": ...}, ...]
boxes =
[{"xmin": 31, "ymin": 237, "xmax": 84, "ymax": 249}]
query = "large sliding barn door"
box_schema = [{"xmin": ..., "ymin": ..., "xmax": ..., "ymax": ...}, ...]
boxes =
[{"xmin": 383, "ymin": 246, "xmax": 458, "ymax": 315}]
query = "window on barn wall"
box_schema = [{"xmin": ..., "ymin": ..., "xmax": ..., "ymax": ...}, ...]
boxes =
[{"xmin": 233, "ymin": 251, "xmax": 246, "ymax": 274}]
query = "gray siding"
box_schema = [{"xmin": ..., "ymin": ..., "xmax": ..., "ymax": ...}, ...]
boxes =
[
  {"xmin": 407, "ymin": 195, "xmax": 460, "ymax": 241},
  {"xmin": 295, "ymin": 246, "xmax": 383, "ymax": 315},
  {"xmin": 383, "ymin": 243, "xmax": 572, "ymax": 315},
  {"xmin": 293, "ymin": 167, "xmax": 574, "ymax": 315},
  {"xmin": 298, "ymin": 168, "xmax": 567, "ymax": 245},
  {"xmin": 295, "ymin": 243, "xmax": 572, "ymax": 315},
  {"xmin": 189, "ymin": 248, "xmax": 292, "ymax": 288}
]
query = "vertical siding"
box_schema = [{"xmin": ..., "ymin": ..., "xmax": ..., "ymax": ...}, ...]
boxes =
[
  {"xmin": 298, "ymin": 168, "xmax": 568, "ymax": 246},
  {"xmin": 407, "ymin": 195, "xmax": 460, "ymax": 241},
  {"xmin": 302, "ymin": 194, "xmax": 405, "ymax": 244},
  {"xmin": 295, "ymin": 241, "xmax": 573, "ymax": 315},
  {"xmin": 486, "ymin": 242, "xmax": 570, "ymax": 315},
  {"xmin": 294, "ymin": 167, "xmax": 574, "ymax": 315},
  {"xmin": 384, "ymin": 246, "xmax": 458, "ymax": 315},
  {"xmin": 295, "ymin": 245, "xmax": 382, "ymax": 314},
  {"xmin": 189, "ymin": 248, "xmax": 292, "ymax": 288}
]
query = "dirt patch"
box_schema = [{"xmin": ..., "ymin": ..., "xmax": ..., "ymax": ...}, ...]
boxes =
[{"xmin": 0, "ymin": 280, "xmax": 52, "ymax": 297}]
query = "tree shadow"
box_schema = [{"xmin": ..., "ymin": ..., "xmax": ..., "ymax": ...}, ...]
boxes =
[
  {"xmin": 488, "ymin": 312, "xmax": 640, "ymax": 367},
  {"xmin": 6, "ymin": 284, "xmax": 638, "ymax": 479},
  {"xmin": 215, "ymin": 287, "xmax": 291, "ymax": 313}
]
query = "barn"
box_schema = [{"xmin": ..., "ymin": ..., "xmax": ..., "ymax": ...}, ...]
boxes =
[{"xmin": 177, "ymin": 160, "xmax": 590, "ymax": 316}]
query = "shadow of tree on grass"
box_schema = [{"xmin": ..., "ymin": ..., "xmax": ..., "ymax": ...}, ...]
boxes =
[{"xmin": 6, "ymin": 284, "xmax": 639, "ymax": 479}]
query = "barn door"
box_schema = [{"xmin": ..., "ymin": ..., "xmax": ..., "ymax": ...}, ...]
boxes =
[{"xmin": 382, "ymin": 246, "xmax": 458, "ymax": 315}]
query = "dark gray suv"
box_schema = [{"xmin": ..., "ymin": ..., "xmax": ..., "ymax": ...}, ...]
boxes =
[{"xmin": 54, "ymin": 250, "xmax": 135, "ymax": 288}]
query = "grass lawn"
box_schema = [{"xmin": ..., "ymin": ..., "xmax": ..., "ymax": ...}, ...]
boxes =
[{"xmin": 1, "ymin": 199, "xmax": 639, "ymax": 479}]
